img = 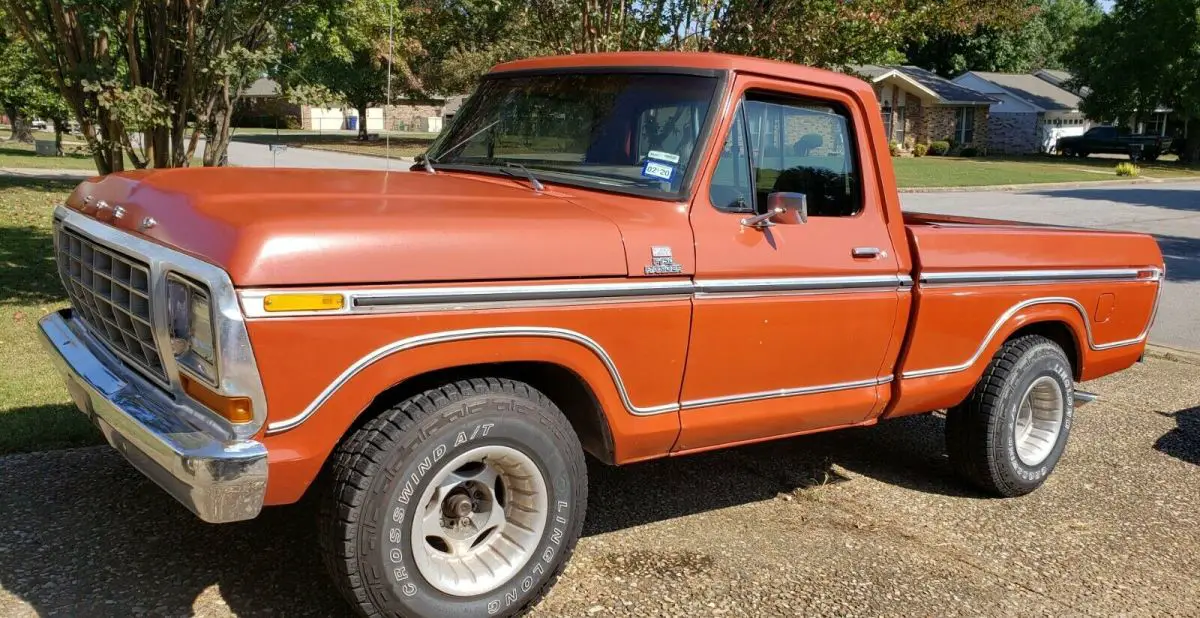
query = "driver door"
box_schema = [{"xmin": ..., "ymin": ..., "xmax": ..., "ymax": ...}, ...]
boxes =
[{"xmin": 676, "ymin": 76, "xmax": 907, "ymax": 452}]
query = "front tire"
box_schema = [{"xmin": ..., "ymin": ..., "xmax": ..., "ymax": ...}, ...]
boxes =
[
  {"xmin": 946, "ymin": 335, "xmax": 1074, "ymax": 497},
  {"xmin": 319, "ymin": 378, "xmax": 588, "ymax": 617}
]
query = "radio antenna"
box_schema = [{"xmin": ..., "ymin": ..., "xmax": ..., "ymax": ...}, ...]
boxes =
[{"xmin": 385, "ymin": 0, "xmax": 393, "ymax": 173}]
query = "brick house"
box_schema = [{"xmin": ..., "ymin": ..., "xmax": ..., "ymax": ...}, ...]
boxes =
[
  {"xmin": 952, "ymin": 71, "xmax": 1091, "ymax": 154},
  {"xmin": 233, "ymin": 78, "xmax": 301, "ymax": 128},
  {"xmin": 854, "ymin": 65, "xmax": 994, "ymax": 152}
]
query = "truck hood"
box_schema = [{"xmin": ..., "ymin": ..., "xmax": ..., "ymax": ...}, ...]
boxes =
[{"xmin": 64, "ymin": 168, "xmax": 629, "ymax": 286}]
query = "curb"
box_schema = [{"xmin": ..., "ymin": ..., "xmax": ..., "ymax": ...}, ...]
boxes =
[
  {"xmin": 1145, "ymin": 343, "xmax": 1200, "ymax": 366},
  {"xmin": 0, "ymin": 168, "xmax": 97, "ymax": 180},
  {"xmin": 898, "ymin": 176, "xmax": 1200, "ymax": 194}
]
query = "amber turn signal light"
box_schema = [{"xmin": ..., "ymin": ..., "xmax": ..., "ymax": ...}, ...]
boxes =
[
  {"xmin": 262, "ymin": 293, "xmax": 345, "ymax": 312},
  {"xmin": 181, "ymin": 373, "xmax": 253, "ymax": 424}
]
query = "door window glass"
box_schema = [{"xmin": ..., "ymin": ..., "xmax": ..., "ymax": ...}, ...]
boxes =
[
  {"xmin": 708, "ymin": 102, "xmax": 753, "ymax": 212},
  {"xmin": 743, "ymin": 93, "xmax": 862, "ymax": 217}
]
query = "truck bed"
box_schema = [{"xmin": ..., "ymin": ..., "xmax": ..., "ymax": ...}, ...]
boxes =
[{"xmin": 886, "ymin": 212, "xmax": 1164, "ymax": 417}]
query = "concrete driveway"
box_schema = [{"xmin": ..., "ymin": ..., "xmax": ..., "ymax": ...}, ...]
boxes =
[
  {"xmin": 0, "ymin": 353, "xmax": 1196, "ymax": 617},
  {"xmin": 903, "ymin": 181, "xmax": 1200, "ymax": 351}
]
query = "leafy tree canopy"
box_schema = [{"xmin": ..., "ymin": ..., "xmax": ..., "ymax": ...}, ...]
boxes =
[
  {"xmin": 1, "ymin": 0, "xmax": 296, "ymax": 173},
  {"xmin": 903, "ymin": 0, "xmax": 1103, "ymax": 76},
  {"xmin": 1066, "ymin": 0, "xmax": 1200, "ymax": 161}
]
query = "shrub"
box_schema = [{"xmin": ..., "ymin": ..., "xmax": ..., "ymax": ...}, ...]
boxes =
[
  {"xmin": 1115, "ymin": 162, "xmax": 1140, "ymax": 177},
  {"xmin": 929, "ymin": 140, "xmax": 951, "ymax": 156},
  {"xmin": 960, "ymin": 146, "xmax": 978, "ymax": 157},
  {"xmin": 888, "ymin": 141, "xmax": 900, "ymax": 157},
  {"xmin": 913, "ymin": 143, "xmax": 928, "ymax": 157}
]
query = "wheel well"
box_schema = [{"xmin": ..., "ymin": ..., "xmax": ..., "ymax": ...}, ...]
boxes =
[
  {"xmin": 1007, "ymin": 321, "xmax": 1081, "ymax": 380},
  {"xmin": 351, "ymin": 362, "xmax": 616, "ymax": 464}
]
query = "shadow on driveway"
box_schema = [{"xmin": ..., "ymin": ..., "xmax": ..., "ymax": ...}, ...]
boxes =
[
  {"xmin": 0, "ymin": 414, "xmax": 976, "ymax": 617},
  {"xmin": 1155, "ymin": 406, "xmax": 1199, "ymax": 466}
]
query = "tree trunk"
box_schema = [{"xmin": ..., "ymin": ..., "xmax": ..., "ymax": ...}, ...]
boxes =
[
  {"xmin": 203, "ymin": 107, "xmax": 234, "ymax": 166},
  {"xmin": 53, "ymin": 116, "xmax": 66, "ymax": 156},
  {"xmin": 357, "ymin": 103, "xmax": 369, "ymax": 141},
  {"xmin": 3, "ymin": 106, "xmax": 17, "ymax": 140},
  {"xmin": 1180, "ymin": 132, "xmax": 1199, "ymax": 164},
  {"xmin": 4, "ymin": 106, "xmax": 35, "ymax": 143}
]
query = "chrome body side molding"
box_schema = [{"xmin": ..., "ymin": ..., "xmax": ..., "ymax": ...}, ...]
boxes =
[
  {"xmin": 680, "ymin": 376, "xmax": 893, "ymax": 410},
  {"xmin": 253, "ymin": 267, "xmax": 1161, "ymax": 432},
  {"xmin": 919, "ymin": 267, "xmax": 1161, "ymax": 286},
  {"xmin": 265, "ymin": 326, "xmax": 895, "ymax": 435},
  {"xmin": 241, "ymin": 275, "xmax": 913, "ymax": 318},
  {"xmin": 265, "ymin": 327, "xmax": 680, "ymax": 434},
  {"xmin": 902, "ymin": 289, "xmax": 1162, "ymax": 379}
]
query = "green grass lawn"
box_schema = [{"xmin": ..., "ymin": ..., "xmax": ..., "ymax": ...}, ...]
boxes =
[
  {"xmin": 0, "ymin": 142, "xmax": 106, "ymax": 171},
  {"xmin": 0, "ymin": 177, "xmax": 103, "ymax": 454},
  {"xmin": 893, "ymin": 154, "xmax": 1200, "ymax": 188}
]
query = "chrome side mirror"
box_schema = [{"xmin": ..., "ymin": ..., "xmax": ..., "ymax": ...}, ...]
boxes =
[{"xmin": 740, "ymin": 192, "xmax": 808, "ymax": 229}]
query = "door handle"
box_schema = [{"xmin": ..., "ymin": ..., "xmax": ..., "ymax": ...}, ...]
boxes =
[{"xmin": 852, "ymin": 247, "xmax": 883, "ymax": 258}]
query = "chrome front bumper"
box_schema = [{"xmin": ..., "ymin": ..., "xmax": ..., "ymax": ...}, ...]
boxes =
[{"xmin": 39, "ymin": 309, "xmax": 267, "ymax": 523}]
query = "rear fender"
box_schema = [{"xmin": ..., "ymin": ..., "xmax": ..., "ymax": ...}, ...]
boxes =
[{"xmin": 885, "ymin": 301, "xmax": 1090, "ymax": 418}]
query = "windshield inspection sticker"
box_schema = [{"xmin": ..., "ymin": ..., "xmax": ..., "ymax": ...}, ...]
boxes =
[
  {"xmin": 642, "ymin": 159, "xmax": 675, "ymax": 181},
  {"xmin": 646, "ymin": 150, "xmax": 681, "ymax": 164}
]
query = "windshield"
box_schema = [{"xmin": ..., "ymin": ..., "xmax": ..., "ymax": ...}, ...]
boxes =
[{"xmin": 426, "ymin": 72, "xmax": 720, "ymax": 198}]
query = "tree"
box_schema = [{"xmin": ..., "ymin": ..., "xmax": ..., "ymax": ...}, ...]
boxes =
[
  {"xmin": 1066, "ymin": 0, "xmax": 1200, "ymax": 162},
  {"xmin": 409, "ymin": 0, "xmax": 1039, "ymax": 95},
  {"xmin": 280, "ymin": 0, "xmax": 423, "ymax": 140},
  {"xmin": 903, "ymin": 0, "xmax": 1103, "ymax": 77},
  {"xmin": 1, "ymin": 0, "xmax": 298, "ymax": 174},
  {"xmin": 0, "ymin": 6, "xmax": 67, "ymax": 144}
]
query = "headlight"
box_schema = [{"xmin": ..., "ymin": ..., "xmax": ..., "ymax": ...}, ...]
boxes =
[{"xmin": 166, "ymin": 275, "xmax": 218, "ymax": 383}]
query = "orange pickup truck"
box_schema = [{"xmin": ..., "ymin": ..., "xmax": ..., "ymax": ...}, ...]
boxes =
[{"xmin": 40, "ymin": 52, "xmax": 1163, "ymax": 617}]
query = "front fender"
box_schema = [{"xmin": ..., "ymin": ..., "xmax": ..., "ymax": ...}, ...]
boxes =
[{"xmin": 248, "ymin": 314, "xmax": 689, "ymax": 505}]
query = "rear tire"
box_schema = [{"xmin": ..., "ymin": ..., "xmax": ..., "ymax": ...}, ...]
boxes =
[
  {"xmin": 318, "ymin": 378, "xmax": 588, "ymax": 617},
  {"xmin": 946, "ymin": 335, "xmax": 1074, "ymax": 497}
]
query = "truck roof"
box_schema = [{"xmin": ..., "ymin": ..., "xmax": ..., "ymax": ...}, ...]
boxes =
[{"xmin": 489, "ymin": 51, "xmax": 874, "ymax": 97}]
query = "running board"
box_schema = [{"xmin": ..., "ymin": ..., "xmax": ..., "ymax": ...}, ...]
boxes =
[{"xmin": 1073, "ymin": 389, "xmax": 1099, "ymax": 406}]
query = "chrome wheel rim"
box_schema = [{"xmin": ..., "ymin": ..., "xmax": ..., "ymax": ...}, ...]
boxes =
[
  {"xmin": 410, "ymin": 445, "xmax": 548, "ymax": 597},
  {"xmin": 1014, "ymin": 376, "xmax": 1065, "ymax": 467}
]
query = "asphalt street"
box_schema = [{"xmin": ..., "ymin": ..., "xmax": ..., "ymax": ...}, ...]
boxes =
[
  {"xmin": 222, "ymin": 138, "xmax": 412, "ymax": 170},
  {"xmin": 1, "ymin": 353, "xmax": 1196, "ymax": 617},
  {"xmin": 903, "ymin": 181, "xmax": 1200, "ymax": 351}
]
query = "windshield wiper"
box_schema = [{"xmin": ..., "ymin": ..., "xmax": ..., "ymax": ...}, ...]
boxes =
[
  {"xmin": 430, "ymin": 120, "xmax": 501, "ymax": 166},
  {"xmin": 498, "ymin": 161, "xmax": 544, "ymax": 193},
  {"xmin": 417, "ymin": 153, "xmax": 436, "ymax": 174}
]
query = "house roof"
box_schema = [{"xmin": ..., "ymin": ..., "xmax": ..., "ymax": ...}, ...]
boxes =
[
  {"xmin": 853, "ymin": 65, "xmax": 995, "ymax": 105},
  {"xmin": 965, "ymin": 71, "xmax": 1082, "ymax": 111},
  {"xmin": 441, "ymin": 94, "xmax": 468, "ymax": 117},
  {"xmin": 240, "ymin": 77, "xmax": 281, "ymax": 98},
  {"xmin": 1034, "ymin": 69, "xmax": 1072, "ymax": 87}
]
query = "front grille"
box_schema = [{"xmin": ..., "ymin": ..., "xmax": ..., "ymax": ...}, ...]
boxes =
[{"xmin": 56, "ymin": 226, "xmax": 167, "ymax": 383}]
